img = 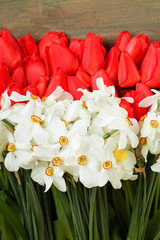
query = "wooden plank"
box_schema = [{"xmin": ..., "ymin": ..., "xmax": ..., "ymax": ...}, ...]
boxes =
[{"xmin": 0, "ymin": 0, "xmax": 160, "ymax": 47}]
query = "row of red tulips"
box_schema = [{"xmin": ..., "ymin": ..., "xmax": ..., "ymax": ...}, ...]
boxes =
[{"xmin": 0, "ymin": 29, "xmax": 158, "ymax": 120}]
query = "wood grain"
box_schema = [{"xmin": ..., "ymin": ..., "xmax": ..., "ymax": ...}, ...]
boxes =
[{"xmin": 0, "ymin": 0, "xmax": 160, "ymax": 48}]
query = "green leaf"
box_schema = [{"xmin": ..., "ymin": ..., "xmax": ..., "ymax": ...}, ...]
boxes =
[
  {"xmin": 0, "ymin": 198, "xmax": 28, "ymax": 240},
  {"xmin": 52, "ymin": 185, "xmax": 75, "ymax": 240},
  {"xmin": 0, "ymin": 215, "xmax": 17, "ymax": 240},
  {"xmin": 27, "ymin": 177, "xmax": 45, "ymax": 240},
  {"xmin": 54, "ymin": 220, "xmax": 66, "ymax": 240},
  {"xmin": 112, "ymin": 188, "xmax": 129, "ymax": 236},
  {"xmin": 145, "ymin": 208, "xmax": 160, "ymax": 239}
]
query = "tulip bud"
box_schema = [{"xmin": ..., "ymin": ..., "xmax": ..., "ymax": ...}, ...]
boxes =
[
  {"xmin": 11, "ymin": 66, "xmax": 26, "ymax": 91},
  {"xmin": 118, "ymin": 51, "xmax": 141, "ymax": 88},
  {"xmin": 47, "ymin": 43, "xmax": 79, "ymax": 75},
  {"xmin": 38, "ymin": 31, "xmax": 68, "ymax": 61},
  {"xmin": 119, "ymin": 99, "xmax": 134, "ymax": 118},
  {"xmin": 18, "ymin": 34, "xmax": 39, "ymax": 57},
  {"xmin": 124, "ymin": 89, "xmax": 152, "ymax": 121},
  {"xmin": 106, "ymin": 46, "xmax": 120, "ymax": 85},
  {"xmin": 67, "ymin": 76, "xmax": 89, "ymax": 100},
  {"xmin": 140, "ymin": 42, "xmax": 160, "ymax": 88},
  {"xmin": 0, "ymin": 29, "xmax": 23, "ymax": 72},
  {"xmin": 31, "ymin": 76, "xmax": 47, "ymax": 98},
  {"xmin": 21, "ymin": 86, "xmax": 38, "ymax": 96},
  {"xmin": 82, "ymin": 33, "xmax": 106, "ymax": 75},
  {"xmin": 115, "ymin": 31, "xmax": 131, "ymax": 52},
  {"xmin": 69, "ymin": 39, "xmax": 85, "ymax": 62},
  {"xmin": 45, "ymin": 69, "xmax": 68, "ymax": 97},
  {"xmin": 75, "ymin": 66, "xmax": 91, "ymax": 87},
  {"xmin": 0, "ymin": 63, "xmax": 10, "ymax": 95},
  {"xmin": 91, "ymin": 69, "xmax": 115, "ymax": 91},
  {"xmin": 6, "ymin": 82, "xmax": 21, "ymax": 96},
  {"xmin": 23, "ymin": 53, "xmax": 48, "ymax": 85},
  {"xmin": 125, "ymin": 34, "xmax": 149, "ymax": 67},
  {"xmin": 136, "ymin": 82, "xmax": 153, "ymax": 97}
]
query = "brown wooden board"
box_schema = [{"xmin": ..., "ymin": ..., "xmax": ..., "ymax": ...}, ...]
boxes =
[{"xmin": 0, "ymin": 0, "xmax": 160, "ymax": 48}]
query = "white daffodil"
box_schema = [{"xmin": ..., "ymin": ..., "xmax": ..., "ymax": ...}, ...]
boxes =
[
  {"xmin": 4, "ymin": 131, "xmax": 34, "ymax": 171},
  {"xmin": 98, "ymin": 137, "xmax": 137, "ymax": 189},
  {"xmin": 14, "ymin": 112, "xmax": 48, "ymax": 145},
  {"xmin": 64, "ymin": 135, "xmax": 104, "ymax": 188},
  {"xmin": 139, "ymin": 89, "xmax": 160, "ymax": 112},
  {"xmin": 39, "ymin": 87, "xmax": 73, "ymax": 115},
  {"xmin": 140, "ymin": 112, "xmax": 160, "ymax": 142},
  {"xmin": 0, "ymin": 122, "xmax": 10, "ymax": 162},
  {"xmin": 99, "ymin": 105, "xmax": 139, "ymax": 149},
  {"xmin": 10, "ymin": 91, "xmax": 45, "ymax": 118},
  {"xmin": 151, "ymin": 157, "xmax": 160, "ymax": 172},
  {"xmin": 64, "ymin": 100, "xmax": 91, "ymax": 125},
  {"xmin": 31, "ymin": 161, "xmax": 66, "ymax": 192},
  {"xmin": 0, "ymin": 91, "xmax": 12, "ymax": 120},
  {"xmin": 46, "ymin": 116, "xmax": 88, "ymax": 149},
  {"xmin": 79, "ymin": 78, "xmax": 119, "ymax": 114}
]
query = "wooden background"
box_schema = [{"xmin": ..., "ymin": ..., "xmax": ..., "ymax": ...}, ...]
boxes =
[{"xmin": 0, "ymin": 0, "xmax": 160, "ymax": 49}]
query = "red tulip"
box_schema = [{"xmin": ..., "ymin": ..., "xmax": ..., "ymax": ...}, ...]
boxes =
[
  {"xmin": 115, "ymin": 31, "xmax": 131, "ymax": 52},
  {"xmin": 118, "ymin": 51, "xmax": 141, "ymax": 88},
  {"xmin": 69, "ymin": 39, "xmax": 85, "ymax": 62},
  {"xmin": 23, "ymin": 53, "xmax": 48, "ymax": 85},
  {"xmin": 11, "ymin": 66, "xmax": 26, "ymax": 91},
  {"xmin": 91, "ymin": 69, "xmax": 115, "ymax": 91},
  {"xmin": 125, "ymin": 34, "xmax": 149, "ymax": 67},
  {"xmin": 6, "ymin": 82, "xmax": 21, "ymax": 96},
  {"xmin": 67, "ymin": 76, "xmax": 89, "ymax": 100},
  {"xmin": 18, "ymin": 34, "xmax": 39, "ymax": 57},
  {"xmin": 124, "ymin": 87, "xmax": 152, "ymax": 121},
  {"xmin": 75, "ymin": 66, "xmax": 91, "ymax": 87},
  {"xmin": 105, "ymin": 46, "xmax": 120, "ymax": 85},
  {"xmin": 82, "ymin": 33, "xmax": 106, "ymax": 75},
  {"xmin": 136, "ymin": 82, "xmax": 153, "ymax": 97},
  {"xmin": 47, "ymin": 43, "xmax": 79, "ymax": 75},
  {"xmin": 38, "ymin": 31, "xmax": 68, "ymax": 61},
  {"xmin": 21, "ymin": 86, "xmax": 38, "ymax": 96},
  {"xmin": 45, "ymin": 69, "xmax": 68, "ymax": 97},
  {"xmin": 31, "ymin": 76, "xmax": 47, "ymax": 98},
  {"xmin": 0, "ymin": 29, "xmax": 23, "ymax": 72},
  {"xmin": 140, "ymin": 42, "xmax": 160, "ymax": 88},
  {"xmin": 119, "ymin": 99, "xmax": 134, "ymax": 118},
  {"xmin": 0, "ymin": 63, "xmax": 10, "ymax": 95}
]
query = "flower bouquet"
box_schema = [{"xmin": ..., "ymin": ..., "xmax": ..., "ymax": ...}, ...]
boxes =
[{"xmin": 0, "ymin": 29, "xmax": 160, "ymax": 240}]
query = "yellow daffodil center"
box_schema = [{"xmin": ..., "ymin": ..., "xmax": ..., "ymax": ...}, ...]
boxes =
[
  {"xmin": 78, "ymin": 155, "xmax": 87, "ymax": 165},
  {"xmin": 52, "ymin": 157, "xmax": 62, "ymax": 166},
  {"xmin": 40, "ymin": 120, "xmax": 45, "ymax": 126},
  {"xmin": 140, "ymin": 137, "xmax": 147, "ymax": 146},
  {"xmin": 45, "ymin": 167, "xmax": 54, "ymax": 176},
  {"xmin": 41, "ymin": 96, "xmax": 47, "ymax": 102},
  {"xmin": 30, "ymin": 94, "xmax": 38, "ymax": 100},
  {"xmin": 82, "ymin": 102, "xmax": 88, "ymax": 110},
  {"xmin": 31, "ymin": 145, "xmax": 38, "ymax": 152},
  {"xmin": 150, "ymin": 120, "xmax": 159, "ymax": 128},
  {"xmin": 31, "ymin": 115, "xmax": 41, "ymax": 123},
  {"xmin": 7, "ymin": 143, "xmax": 16, "ymax": 152},
  {"xmin": 125, "ymin": 117, "xmax": 133, "ymax": 126},
  {"xmin": 113, "ymin": 147, "xmax": 127, "ymax": 162},
  {"xmin": 103, "ymin": 161, "xmax": 112, "ymax": 170},
  {"xmin": 140, "ymin": 115, "xmax": 147, "ymax": 122},
  {"xmin": 61, "ymin": 120, "xmax": 68, "ymax": 128},
  {"xmin": 59, "ymin": 136, "xmax": 68, "ymax": 146}
]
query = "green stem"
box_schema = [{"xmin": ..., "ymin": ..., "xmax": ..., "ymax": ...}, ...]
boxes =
[
  {"xmin": 89, "ymin": 187, "xmax": 97, "ymax": 240},
  {"xmin": 127, "ymin": 176, "xmax": 143, "ymax": 240},
  {"xmin": 153, "ymin": 174, "xmax": 160, "ymax": 216},
  {"xmin": 2, "ymin": 119, "xmax": 15, "ymax": 130},
  {"xmin": 103, "ymin": 130, "xmax": 118, "ymax": 139}
]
